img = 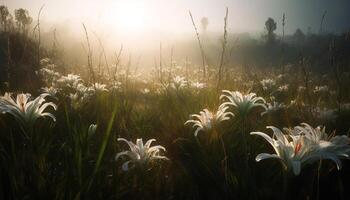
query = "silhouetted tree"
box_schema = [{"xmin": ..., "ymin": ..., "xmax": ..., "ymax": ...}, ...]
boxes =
[
  {"xmin": 201, "ymin": 17, "xmax": 208, "ymax": 34},
  {"xmin": 14, "ymin": 8, "xmax": 32, "ymax": 34},
  {"xmin": 293, "ymin": 28, "xmax": 305, "ymax": 43},
  {"xmin": 265, "ymin": 17, "xmax": 277, "ymax": 44},
  {"xmin": 307, "ymin": 26, "xmax": 312, "ymax": 36},
  {"xmin": 0, "ymin": 5, "xmax": 12, "ymax": 32}
]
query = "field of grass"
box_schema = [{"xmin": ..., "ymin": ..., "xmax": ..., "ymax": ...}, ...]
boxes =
[
  {"xmin": 1, "ymin": 3, "xmax": 350, "ymax": 200},
  {"xmin": 1, "ymin": 57, "xmax": 350, "ymax": 199}
]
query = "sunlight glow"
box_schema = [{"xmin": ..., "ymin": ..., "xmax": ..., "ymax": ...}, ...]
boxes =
[{"xmin": 104, "ymin": 0, "xmax": 150, "ymax": 34}]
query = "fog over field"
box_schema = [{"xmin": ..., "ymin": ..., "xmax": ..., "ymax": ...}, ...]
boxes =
[{"xmin": 0, "ymin": 1, "xmax": 350, "ymax": 200}]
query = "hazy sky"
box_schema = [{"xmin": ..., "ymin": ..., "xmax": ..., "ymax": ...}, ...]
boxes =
[
  {"xmin": 1, "ymin": 0, "xmax": 349, "ymax": 36},
  {"xmin": 1, "ymin": 0, "xmax": 349, "ymax": 69}
]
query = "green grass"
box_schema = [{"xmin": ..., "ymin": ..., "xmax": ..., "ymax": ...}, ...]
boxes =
[{"xmin": 1, "ymin": 66, "xmax": 350, "ymax": 200}]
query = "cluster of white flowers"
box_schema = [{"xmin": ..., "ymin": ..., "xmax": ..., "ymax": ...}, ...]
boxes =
[
  {"xmin": 92, "ymin": 83, "xmax": 109, "ymax": 93},
  {"xmin": 190, "ymin": 81, "xmax": 206, "ymax": 90},
  {"xmin": 57, "ymin": 74, "xmax": 82, "ymax": 89},
  {"xmin": 68, "ymin": 83, "xmax": 107, "ymax": 109},
  {"xmin": 38, "ymin": 58, "xmax": 61, "ymax": 94},
  {"xmin": 277, "ymin": 74, "xmax": 286, "ymax": 81},
  {"xmin": 26, "ymin": 58, "xmax": 350, "ymax": 177},
  {"xmin": 313, "ymin": 85, "xmax": 329, "ymax": 94},
  {"xmin": 42, "ymin": 86, "xmax": 58, "ymax": 97},
  {"xmin": 141, "ymin": 88, "xmax": 150, "ymax": 94},
  {"xmin": 38, "ymin": 58, "xmax": 61, "ymax": 85},
  {"xmin": 38, "ymin": 59, "xmax": 112, "ymax": 109},
  {"xmin": 298, "ymin": 86, "xmax": 306, "ymax": 93},
  {"xmin": 170, "ymin": 76, "xmax": 187, "ymax": 90},
  {"xmin": 261, "ymin": 101, "xmax": 286, "ymax": 116},
  {"xmin": 109, "ymin": 81, "xmax": 123, "ymax": 92},
  {"xmin": 277, "ymin": 84, "xmax": 289, "ymax": 92},
  {"xmin": 260, "ymin": 79, "xmax": 276, "ymax": 91},
  {"xmin": 185, "ymin": 90, "xmax": 266, "ymax": 137}
]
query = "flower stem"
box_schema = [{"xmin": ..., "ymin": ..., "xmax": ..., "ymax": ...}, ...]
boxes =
[
  {"xmin": 219, "ymin": 134, "xmax": 228, "ymax": 184},
  {"xmin": 283, "ymin": 170, "xmax": 288, "ymax": 200},
  {"xmin": 316, "ymin": 160, "xmax": 322, "ymax": 200}
]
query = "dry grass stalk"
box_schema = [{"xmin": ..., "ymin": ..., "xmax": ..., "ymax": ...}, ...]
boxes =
[
  {"xmin": 82, "ymin": 23, "xmax": 96, "ymax": 87},
  {"xmin": 189, "ymin": 10, "xmax": 207, "ymax": 79},
  {"xmin": 217, "ymin": 7, "xmax": 229, "ymax": 91}
]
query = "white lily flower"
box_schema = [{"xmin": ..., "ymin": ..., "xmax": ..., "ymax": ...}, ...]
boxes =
[
  {"xmin": 75, "ymin": 83, "xmax": 88, "ymax": 93},
  {"xmin": 88, "ymin": 124, "xmax": 97, "ymax": 138},
  {"xmin": 91, "ymin": 83, "xmax": 108, "ymax": 92},
  {"xmin": 57, "ymin": 73, "xmax": 82, "ymax": 88},
  {"xmin": 261, "ymin": 101, "xmax": 286, "ymax": 116},
  {"xmin": 285, "ymin": 123, "xmax": 332, "ymax": 145},
  {"xmin": 191, "ymin": 82, "xmax": 206, "ymax": 90},
  {"xmin": 251, "ymin": 123, "xmax": 350, "ymax": 175},
  {"xmin": 298, "ymin": 86, "xmax": 306, "ymax": 93},
  {"xmin": 313, "ymin": 85, "xmax": 329, "ymax": 94},
  {"xmin": 0, "ymin": 93, "xmax": 57, "ymax": 128},
  {"xmin": 109, "ymin": 82, "xmax": 122, "ymax": 92},
  {"xmin": 287, "ymin": 123, "xmax": 350, "ymax": 166},
  {"xmin": 141, "ymin": 88, "xmax": 150, "ymax": 94},
  {"xmin": 260, "ymin": 79, "xmax": 276, "ymax": 91},
  {"xmin": 69, "ymin": 92, "xmax": 92, "ymax": 110},
  {"xmin": 220, "ymin": 90, "xmax": 266, "ymax": 118},
  {"xmin": 115, "ymin": 138, "xmax": 168, "ymax": 171},
  {"xmin": 277, "ymin": 84, "xmax": 289, "ymax": 92},
  {"xmin": 277, "ymin": 74, "xmax": 286, "ymax": 80},
  {"xmin": 184, "ymin": 106, "xmax": 234, "ymax": 136},
  {"xmin": 40, "ymin": 68, "xmax": 61, "ymax": 81},
  {"xmin": 171, "ymin": 76, "xmax": 187, "ymax": 89},
  {"xmin": 41, "ymin": 86, "xmax": 58, "ymax": 97},
  {"xmin": 251, "ymin": 126, "xmax": 318, "ymax": 175}
]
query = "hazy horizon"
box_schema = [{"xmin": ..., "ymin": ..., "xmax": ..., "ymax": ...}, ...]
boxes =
[
  {"xmin": 1, "ymin": 0, "xmax": 349, "ymax": 70},
  {"xmin": 1, "ymin": 0, "xmax": 349, "ymax": 36}
]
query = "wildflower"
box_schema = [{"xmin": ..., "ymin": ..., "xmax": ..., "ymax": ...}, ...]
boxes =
[
  {"xmin": 110, "ymin": 82, "xmax": 122, "ymax": 92},
  {"xmin": 69, "ymin": 92, "xmax": 92, "ymax": 109},
  {"xmin": 298, "ymin": 86, "xmax": 306, "ymax": 93},
  {"xmin": 277, "ymin": 74, "xmax": 286, "ymax": 81},
  {"xmin": 287, "ymin": 123, "xmax": 350, "ymax": 168},
  {"xmin": 0, "ymin": 93, "xmax": 57, "ymax": 128},
  {"xmin": 40, "ymin": 58, "xmax": 51, "ymax": 66},
  {"xmin": 57, "ymin": 74, "xmax": 82, "ymax": 88},
  {"xmin": 41, "ymin": 86, "xmax": 58, "ymax": 97},
  {"xmin": 91, "ymin": 83, "xmax": 108, "ymax": 92},
  {"xmin": 184, "ymin": 106, "xmax": 234, "ymax": 136},
  {"xmin": 260, "ymin": 79, "xmax": 276, "ymax": 91},
  {"xmin": 261, "ymin": 101, "xmax": 286, "ymax": 116},
  {"xmin": 251, "ymin": 126, "xmax": 317, "ymax": 175},
  {"xmin": 277, "ymin": 84, "xmax": 289, "ymax": 92},
  {"xmin": 88, "ymin": 124, "xmax": 97, "ymax": 138},
  {"xmin": 191, "ymin": 81, "xmax": 206, "ymax": 90},
  {"xmin": 251, "ymin": 123, "xmax": 350, "ymax": 175},
  {"xmin": 75, "ymin": 83, "xmax": 89, "ymax": 94},
  {"xmin": 220, "ymin": 90, "xmax": 266, "ymax": 118},
  {"xmin": 171, "ymin": 76, "xmax": 187, "ymax": 89},
  {"xmin": 39, "ymin": 68, "xmax": 61, "ymax": 84},
  {"xmin": 313, "ymin": 85, "xmax": 329, "ymax": 94},
  {"xmin": 115, "ymin": 138, "xmax": 168, "ymax": 171},
  {"xmin": 141, "ymin": 88, "xmax": 150, "ymax": 94}
]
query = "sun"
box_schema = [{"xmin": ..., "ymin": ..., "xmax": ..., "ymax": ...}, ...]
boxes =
[{"xmin": 104, "ymin": 0, "xmax": 149, "ymax": 34}]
